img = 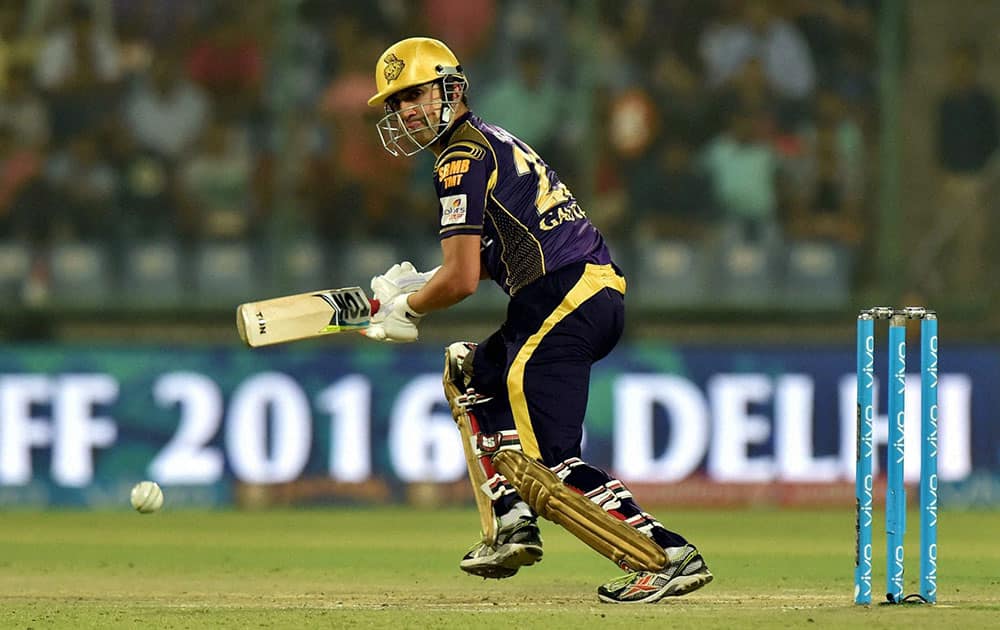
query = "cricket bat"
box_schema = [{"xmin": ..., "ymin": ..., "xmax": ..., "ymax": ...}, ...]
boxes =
[{"xmin": 236, "ymin": 287, "xmax": 381, "ymax": 348}]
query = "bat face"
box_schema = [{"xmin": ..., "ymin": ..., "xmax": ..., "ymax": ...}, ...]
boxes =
[{"xmin": 236, "ymin": 287, "xmax": 377, "ymax": 347}]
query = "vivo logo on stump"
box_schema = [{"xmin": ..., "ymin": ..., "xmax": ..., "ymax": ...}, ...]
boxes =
[{"xmin": 854, "ymin": 307, "xmax": 939, "ymax": 606}]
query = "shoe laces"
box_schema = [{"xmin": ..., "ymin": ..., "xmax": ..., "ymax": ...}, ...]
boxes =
[
  {"xmin": 603, "ymin": 571, "xmax": 642, "ymax": 589},
  {"xmin": 464, "ymin": 540, "xmax": 492, "ymax": 556}
]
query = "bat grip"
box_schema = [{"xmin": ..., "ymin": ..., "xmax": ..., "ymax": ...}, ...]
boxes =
[{"xmin": 369, "ymin": 298, "xmax": 380, "ymax": 315}]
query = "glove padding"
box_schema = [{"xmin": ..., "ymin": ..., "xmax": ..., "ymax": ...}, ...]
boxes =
[
  {"xmin": 365, "ymin": 292, "xmax": 424, "ymax": 343},
  {"xmin": 370, "ymin": 262, "xmax": 440, "ymax": 305}
]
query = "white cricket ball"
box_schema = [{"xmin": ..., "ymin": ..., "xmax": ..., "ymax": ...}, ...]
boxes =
[{"xmin": 130, "ymin": 480, "xmax": 164, "ymax": 514}]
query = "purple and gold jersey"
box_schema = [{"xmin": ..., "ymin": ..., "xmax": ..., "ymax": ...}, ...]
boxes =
[{"xmin": 433, "ymin": 112, "xmax": 613, "ymax": 295}]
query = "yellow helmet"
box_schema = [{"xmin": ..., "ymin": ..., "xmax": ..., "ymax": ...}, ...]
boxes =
[
  {"xmin": 369, "ymin": 37, "xmax": 469, "ymax": 156},
  {"xmin": 368, "ymin": 37, "xmax": 465, "ymax": 108}
]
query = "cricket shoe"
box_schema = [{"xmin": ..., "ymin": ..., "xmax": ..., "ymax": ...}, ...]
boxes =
[
  {"xmin": 597, "ymin": 545, "xmax": 713, "ymax": 604},
  {"xmin": 460, "ymin": 517, "xmax": 543, "ymax": 579}
]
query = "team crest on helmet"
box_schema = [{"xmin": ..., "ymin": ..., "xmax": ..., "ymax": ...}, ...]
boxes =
[{"xmin": 383, "ymin": 53, "xmax": 405, "ymax": 83}]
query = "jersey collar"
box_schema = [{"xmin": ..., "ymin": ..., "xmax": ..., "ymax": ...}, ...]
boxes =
[{"xmin": 438, "ymin": 111, "xmax": 474, "ymax": 147}]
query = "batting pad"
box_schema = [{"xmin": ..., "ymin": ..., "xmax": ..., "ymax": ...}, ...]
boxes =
[{"xmin": 492, "ymin": 450, "xmax": 668, "ymax": 572}]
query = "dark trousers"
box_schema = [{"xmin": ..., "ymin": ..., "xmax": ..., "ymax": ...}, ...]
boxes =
[
  {"xmin": 468, "ymin": 261, "xmax": 689, "ymax": 550},
  {"xmin": 470, "ymin": 261, "xmax": 625, "ymax": 465}
]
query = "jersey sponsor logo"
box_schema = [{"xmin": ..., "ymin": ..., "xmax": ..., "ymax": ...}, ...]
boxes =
[
  {"xmin": 440, "ymin": 194, "xmax": 468, "ymax": 226},
  {"xmin": 437, "ymin": 158, "xmax": 470, "ymax": 188}
]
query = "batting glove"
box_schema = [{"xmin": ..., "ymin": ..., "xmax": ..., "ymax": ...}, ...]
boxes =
[
  {"xmin": 370, "ymin": 262, "xmax": 440, "ymax": 305},
  {"xmin": 365, "ymin": 292, "xmax": 424, "ymax": 343}
]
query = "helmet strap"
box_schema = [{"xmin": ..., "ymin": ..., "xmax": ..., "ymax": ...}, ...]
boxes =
[{"xmin": 438, "ymin": 79, "xmax": 455, "ymax": 130}]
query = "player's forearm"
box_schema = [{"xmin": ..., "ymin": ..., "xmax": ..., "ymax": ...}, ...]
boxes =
[{"xmin": 407, "ymin": 267, "xmax": 477, "ymax": 313}]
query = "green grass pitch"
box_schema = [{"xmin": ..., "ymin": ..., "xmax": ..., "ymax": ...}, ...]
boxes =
[{"xmin": 1, "ymin": 507, "xmax": 997, "ymax": 628}]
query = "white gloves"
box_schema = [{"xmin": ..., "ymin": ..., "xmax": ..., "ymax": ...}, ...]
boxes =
[
  {"xmin": 370, "ymin": 262, "xmax": 440, "ymax": 305},
  {"xmin": 365, "ymin": 292, "xmax": 424, "ymax": 342},
  {"xmin": 366, "ymin": 261, "xmax": 438, "ymax": 343}
]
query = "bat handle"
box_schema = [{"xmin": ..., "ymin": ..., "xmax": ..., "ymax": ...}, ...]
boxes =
[{"xmin": 369, "ymin": 298, "xmax": 380, "ymax": 315}]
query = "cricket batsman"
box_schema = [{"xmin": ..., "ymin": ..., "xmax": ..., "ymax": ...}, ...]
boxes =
[{"xmin": 361, "ymin": 37, "xmax": 712, "ymax": 603}]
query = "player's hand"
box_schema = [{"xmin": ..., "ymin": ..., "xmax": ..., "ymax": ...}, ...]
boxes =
[
  {"xmin": 370, "ymin": 262, "xmax": 440, "ymax": 305},
  {"xmin": 365, "ymin": 292, "xmax": 424, "ymax": 343}
]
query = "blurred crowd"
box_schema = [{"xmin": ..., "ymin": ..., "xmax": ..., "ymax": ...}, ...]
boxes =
[{"xmin": 0, "ymin": 0, "xmax": 914, "ymax": 304}]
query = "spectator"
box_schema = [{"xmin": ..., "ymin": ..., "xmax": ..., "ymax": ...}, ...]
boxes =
[
  {"xmin": 584, "ymin": 18, "xmax": 633, "ymax": 92},
  {"xmin": 699, "ymin": 0, "xmax": 816, "ymax": 101},
  {"xmin": 271, "ymin": 110, "xmax": 330, "ymax": 233},
  {"xmin": 260, "ymin": 0, "xmax": 330, "ymax": 113},
  {"xmin": 786, "ymin": 88, "xmax": 864, "ymax": 244},
  {"xmin": 315, "ymin": 37, "xmax": 414, "ymax": 244},
  {"xmin": 915, "ymin": 41, "xmax": 998, "ymax": 295},
  {"xmin": 0, "ymin": 122, "xmax": 44, "ymax": 236},
  {"xmin": 34, "ymin": 2, "xmax": 122, "ymax": 144},
  {"xmin": 790, "ymin": 0, "xmax": 876, "ymax": 108},
  {"xmin": 787, "ymin": 125, "xmax": 862, "ymax": 246},
  {"xmin": 606, "ymin": 87, "xmax": 659, "ymax": 161},
  {"xmin": 0, "ymin": 62, "xmax": 49, "ymax": 148},
  {"xmin": 186, "ymin": 9, "xmax": 264, "ymax": 119},
  {"xmin": 112, "ymin": 0, "xmax": 207, "ymax": 51},
  {"xmin": 310, "ymin": 5, "xmax": 369, "ymax": 80},
  {"xmin": 586, "ymin": 86, "xmax": 628, "ymax": 242},
  {"xmin": 699, "ymin": 106, "xmax": 782, "ymax": 249},
  {"xmin": 707, "ymin": 57, "xmax": 784, "ymax": 137},
  {"xmin": 34, "ymin": 1, "xmax": 121, "ymax": 91},
  {"xmin": 178, "ymin": 119, "xmax": 255, "ymax": 241},
  {"xmin": 475, "ymin": 43, "xmax": 563, "ymax": 157},
  {"xmin": 0, "ymin": 2, "xmax": 39, "ymax": 94},
  {"xmin": 936, "ymin": 42, "xmax": 998, "ymax": 178},
  {"xmin": 44, "ymin": 129, "xmax": 120, "ymax": 242},
  {"xmin": 789, "ymin": 0, "xmax": 871, "ymax": 87},
  {"xmin": 0, "ymin": 120, "xmax": 52, "ymax": 304},
  {"xmin": 0, "ymin": 2, "xmax": 885, "ymax": 312},
  {"xmin": 649, "ymin": 49, "xmax": 711, "ymax": 147},
  {"xmin": 106, "ymin": 124, "xmax": 180, "ymax": 241},
  {"xmin": 487, "ymin": 0, "xmax": 562, "ymax": 82},
  {"xmin": 630, "ymin": 136, "xmax": 717, "ymax": 242},
  {"xmin": 422, "ymin": 0, "xmax": 496, "ymax": 65},
  {"xmin": 125, "ymin": 53, "xmax": 210, "ymax": 161}
]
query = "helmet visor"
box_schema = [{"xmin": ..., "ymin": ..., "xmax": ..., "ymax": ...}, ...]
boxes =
[
  {"xmin": 375, "ymin": 102, "xmax": 437, "ymax": 157},
  {"xmin": 374, "ymin": 76, "xmax": 467, "ymax": 157}
]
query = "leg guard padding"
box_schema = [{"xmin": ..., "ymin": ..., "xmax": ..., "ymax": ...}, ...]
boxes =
[{"xmin": 493, "ymin": 450, "xmax": 667, "ymax": 572}]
